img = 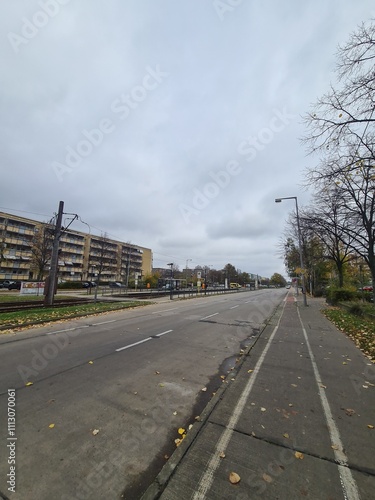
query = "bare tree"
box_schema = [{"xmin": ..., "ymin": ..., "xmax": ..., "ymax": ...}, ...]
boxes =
[
  {"xmin": 302, "ymin": 19, "xmax": 375, "ymax": 300},
  {"xmin": 31, "ymin": 226, "xmax": 53, "ymax": 280}
]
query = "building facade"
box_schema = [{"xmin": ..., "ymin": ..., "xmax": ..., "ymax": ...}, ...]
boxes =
[{"xmin": 0, "ymin": 211, "xmax": 152, "ymax": 283}]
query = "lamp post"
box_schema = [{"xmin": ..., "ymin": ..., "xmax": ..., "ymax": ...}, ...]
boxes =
[
  {"xmin": 167, "ymin": 262, "xmax": 173, "ymax": 300},
  {"xmin": 275, "ymin": 196, "xmax": 307, "ymax": 306},
  {"xmin": 185, "ymin": 258, "xmax": 192, "ymax": 289}
]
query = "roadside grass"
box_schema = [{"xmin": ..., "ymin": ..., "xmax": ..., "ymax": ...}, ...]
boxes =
[
  {"xmin": 0, "ymin": 294, "xmax": 72, "ymax": 303},
  {"xmin": 0, "ymin": 300, "xmax": 150, "ymax": 331},
  {"xmin": 323, "ymin": 306, "xmax": 375, "ymax": 361}
]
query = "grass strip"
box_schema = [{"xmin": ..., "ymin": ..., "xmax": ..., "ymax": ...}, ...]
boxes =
[
  {"xmin": 0, "ymin": 301, "xmax": 149, "ymax": 331},
  {"xmin": 323, "ymin": 306, "xmax": 375, "ymax": 361}
]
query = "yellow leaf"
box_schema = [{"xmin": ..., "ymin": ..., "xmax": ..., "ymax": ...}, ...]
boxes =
[
  {"xmin": 88, "ymin": 361, "xmax": 94, "ymax": 364},
  {"xmin": 262, "ymin": 473, "xmax": 273, "ymax": 483},
  {"xmin": 219, "ymin": 452, "xmax": 226, "ymax": 458},
  {"xmin": 25, "ymin": 382, "xmax": 33, "ymax": 386},
  {"xmin": 48, "ymin": 423, "xmax": 55, "ymax": 429},
  {"xmin": 295, "ymin": 451, "xmax": 304, "ymax": 460},
  {"xmin": 368, "ymin": 425, "xmax": 374, "ymax": 429},
  {"xmin": 92, "ymin": 429, "xmax": 100, "ymax": 436},
  {"xmin": 178, "ymin": 428, "xmax": 185, "ymax": 435},
  {"xmin": 283, "ymin": 433, "xmax": 289, "ymax": 438},
  {"xmin": 229, "ymin": 472, "xmax": 241, "ymax": 484},
  {"xmin": 248, "ymin": 369, "xmax": 253, "ymax": 373}
]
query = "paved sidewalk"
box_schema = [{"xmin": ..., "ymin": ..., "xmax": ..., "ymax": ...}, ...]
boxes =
[{"xmin": 141, "ymin": 294, "xmax": 375, "ymax": 499}]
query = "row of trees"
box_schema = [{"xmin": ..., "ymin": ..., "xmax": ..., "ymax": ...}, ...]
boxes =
[{"xmin": 283, "ymin": 20, "xmax": 375, "ymax": 301}]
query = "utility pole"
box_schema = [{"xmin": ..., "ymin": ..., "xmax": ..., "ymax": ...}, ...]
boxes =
[{"xmin": 44, "ymin": 201, "xmax": 64, "ymax": 306}]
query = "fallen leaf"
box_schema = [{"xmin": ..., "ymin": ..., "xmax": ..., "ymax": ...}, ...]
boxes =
[
  {"xmin": 368, "ymin": 425, "xmax": 374, "ymax": 429},
  {"xmin": 88, "ymin": 361, "xmax": 94, "ymax": 364},
  {"xmin": 260, "ymin": 407, "xmax": 266, "ymax": 412},
  {"xmin": 25, "ymin": 382, "xmax": 33, "ymax": 387},
  {"xmin": 178, "ymin": 428, "xmax": 185, "ymax": 435},
  {"xmin": 291, "ymin": 384, "xmax": 298, "ymax": 388},
  {"xmin": 134, "ymin": 391, "xmax": 138, "ymax": 395},
  {"xmin": 283, "ymin": 433, "xmax": 289, "ymax": 439},
  {"xmin": 159, "ymin": 383, "xmax": 165, "ymax": 387},
  {"xmin": 331, "ymin": 444, "xmax": 339, "ymax": 450},
  {"xmin": 164, "ymin": 454, "xmax": 169, "ymax": 460},
  {"xmin": 248, "ymin": 369, "xmax": 253, "ymax": 373},
  {"xmin": 262, "ymin": 473, "xmax": 273, "ymax": 483},
  {"xmin": 295, "ymin": 451, "xmax": 304, "ymax": 460},
  {"xmin": 320, "ymin": 384, "xmax": 327, "ymax": 389},
  {"xmin": 219, "ymin": 452, "xmax": 226, "ymax": 459},
  {"xmin": 48, "ymin": 423, "xmax": 55, "ymax": 429},
  {"xmin": 229, "ymin": 472, "xmax": 241, "ymax": 484},
  {"xmin": 92, "ymin": 429, "xmax": 100, "ymax": 436},
  {"xmin": 173, "ymin": 411, "xmax": 177, "ymax": 416},
  {"xmin": 201, "ymin": 387, "xmax": 207, "ymax": 392},
  {"xmin": 155, "ymin": 371, "xmax": 160, "ymax": 375},
  {"xmin": 345, "ymin": 408, "xmax": 355, "ymax": 417},
  {"xmin": 175, "ymin": 438, "xmax": 182, "ymax": 446}
]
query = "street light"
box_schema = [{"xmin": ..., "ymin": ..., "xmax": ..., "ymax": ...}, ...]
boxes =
[
  {"xmin": 167, "ymin": 262, "xmax": 173, "ymax": 300},
  {"xmin": 275, "ymin": 196, "xmax": 307, "ymax": 306},
  {"xmin": 186, "ymin": 258, "xmax": 192, "ymax": 289}
]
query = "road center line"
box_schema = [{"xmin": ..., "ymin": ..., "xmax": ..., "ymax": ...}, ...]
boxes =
[
  {"xmin": 115, "ymin": 337, "xmax": 152, "ymax": 352},
  {"xmin": 296, "ymin": 307, "xmax": 360, "ymax": 500},
  {"xmin": 193, "ymin": 299, "xmax": 288, "ymax": 500},
  {"xmin": 200, "ymin": 313, "xmax": 219, "ymax": 320},
  {"xmin": 155, "ymin": 330, "xmax": 173, "ymax": 337}
]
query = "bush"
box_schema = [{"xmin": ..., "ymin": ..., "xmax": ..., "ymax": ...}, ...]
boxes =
[
  {"xmin": 326, "ymin": 287, "xmax": 358, "ymax": 304},
  {"xmin": 58, "ymin": 281, "xmax": 83, "ymax": 289},
  {"xmin": 348, "ymin": 303, "xmax": 364, "ymax": 317}
]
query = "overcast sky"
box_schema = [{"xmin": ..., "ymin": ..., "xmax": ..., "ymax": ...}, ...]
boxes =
[{"xmin": 1, "ymin": 1, "xmax": 374, "ymax": 277}]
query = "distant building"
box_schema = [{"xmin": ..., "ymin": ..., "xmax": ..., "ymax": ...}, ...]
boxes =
[{"xmin": 0, "ymin": 211, "xmax": 152, "ymax": 282}]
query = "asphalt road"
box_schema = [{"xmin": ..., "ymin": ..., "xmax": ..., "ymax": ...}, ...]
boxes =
[{"xmin": 0, "ymin": 288, "xmax": 285, "ymax": 500}]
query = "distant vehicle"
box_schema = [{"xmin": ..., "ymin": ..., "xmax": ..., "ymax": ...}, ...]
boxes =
[
  {"xmin": 286, "ymin": 285, "xmax": 291, "ymax": 289},
  {"xmin": 0, "ymin": 280, "xmax": 15, "ymax": 288},
  {"xmin": 8, "ymin": 282, "xmax": 21, "ymax": 290},
  {"xmin": 109, "ymin": 282, "xmax": 125, "ymax": 288},
  {"xmin": 230, "ymin": 283, "xmax": 241, "ymax": 289},
  {"xmin": 362, "ymin": 285, "xmax": 373, "ymax": 292},
  {"xmin": 82, "ymin": 281, "xmax": 97, "ymax": 288}
]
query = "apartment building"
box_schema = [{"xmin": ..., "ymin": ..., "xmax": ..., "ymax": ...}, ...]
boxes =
[{"xmin": 0, "ymin": 211, "xmax": 152, "ymax": 282}]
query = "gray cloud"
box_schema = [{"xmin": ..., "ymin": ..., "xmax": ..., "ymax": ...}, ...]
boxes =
[{"xmin": 1, "ymin": 0, "xmax": 374, "ymax": 277}]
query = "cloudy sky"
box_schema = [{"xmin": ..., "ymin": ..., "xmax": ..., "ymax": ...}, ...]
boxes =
[{"xmin": 1, "ymin": 1, "xmax": 374, "ymax": 277}]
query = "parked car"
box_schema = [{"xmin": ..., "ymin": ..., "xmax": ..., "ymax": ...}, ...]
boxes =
[
  {"xmin": 362, "ymin": 285, "xmax": 373, "ymax": 292},
  {"xmin": 0, "ymin": 280, "xmax": 15, "ymax": 288},
  {"xmin": 8, "ymin": 282, "xmax": 21, "ymax": 290},
  {"xmin": 82, "ymin": 281, "xmax": 97, "ymax": 288},
  {"xmin": 109, "ymin": 282, "xmax": 125, "ymax": 288}
]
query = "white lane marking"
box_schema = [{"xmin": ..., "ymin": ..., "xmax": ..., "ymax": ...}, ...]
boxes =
[
  {"xmin": 115, "ymin": 337, "xmax": 152, "ymax": 352},
  {"xmin": 230, "ymin": 305, "xmax": 239, "ymax": 309},
  {"xmin": 92, "ymin": 319, "xmax": 117, "ymax": 325},
  {"xmin": 193, "ymin": 300, "xmax": 287, "ymax": 500},
  {"xmin": 46, "ymin": 325, "xmax": 89, "ymax": 335},
  {"xmin": 152, "ymin": 308, "xmax": 179, "ymax": 314},
  {"xmin": 155, "ymin": 330, "xmax": 173, "ymax": 337},
  {"xmin": 297, "ymin": 307, "xmax": 361, "ymax": 500},
  {"xmin": 47, "ymin": 327, "xmax": 76, "ymax": 335},
  {"xmin": 200, "ymin": 313, "xmax": 219, "ymax": 320}
]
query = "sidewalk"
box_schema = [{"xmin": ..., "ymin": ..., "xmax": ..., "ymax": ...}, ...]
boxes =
[{"xmin": 141, "ymin": 294, "xmax": 375, "ymax": 499}]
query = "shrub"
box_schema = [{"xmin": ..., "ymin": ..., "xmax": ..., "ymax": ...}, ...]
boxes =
[
  {"xmin": 58, "ymin": 281, "xmax": 83, "ymax": 289},
  {"xmin": 348, "ymin": 303, "xmax": 364, "ymax": 317},
  {"xmin": 326, "ymin": 287, "xmax": 357, "ymax": 304}
]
